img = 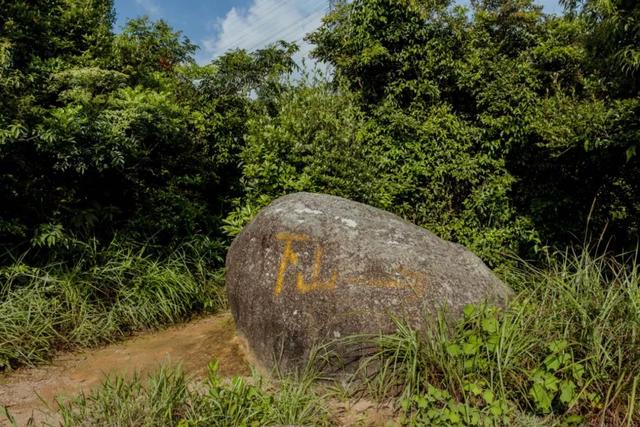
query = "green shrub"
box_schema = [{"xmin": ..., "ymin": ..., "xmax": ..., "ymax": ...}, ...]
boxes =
[
  {"xmin": 231, "ymin": 82, "xmax": 531, "ymax": 267},
  {"xmin": 55, "ymin": 366, "xmax": 191, "ymax": 427},
  {"xmin": 309, "ymin": 0, "xmax": 640, "ymax": 258}
]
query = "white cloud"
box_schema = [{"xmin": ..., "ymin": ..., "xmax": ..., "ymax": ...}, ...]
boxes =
[
  {"xmin": 135, "ymin": 0, "xmax": 161, "ymax": 17},
  {"xmin": 200, "ymin": 0, "xmax": 327, "ymax": 65}
]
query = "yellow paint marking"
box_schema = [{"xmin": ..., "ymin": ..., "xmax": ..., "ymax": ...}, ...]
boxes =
[
  {"xmin": 296, "ymin": 245, "xmax": 338, "ymax": 293},
  {"xmin": 273, "ymin": 232, "xmax": 337, "ymax": 296},
  {"xmin": 275, "ymin": 232, "xmax": 310, "ymax": 242},
  {"xmin": 344, "ymin": 267, "xmax": 429, "ymax": 293},
  {"xmin": 274, "ymin": 233, "xmax": 309, "ymax": 296},
  {"xmin": 273, "ymin": 232, "xmax": 428, "ymax": 298}
]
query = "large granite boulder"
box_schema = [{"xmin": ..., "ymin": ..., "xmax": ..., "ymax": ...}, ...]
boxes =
[{"xmin": 226, "ymin": 192, "xmax": 512, "ymax": 372}]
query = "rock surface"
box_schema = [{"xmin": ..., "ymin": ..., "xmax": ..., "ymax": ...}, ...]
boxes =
[{"xmin": 226, "ymin": 192, "xmax": 512, "ymax": 372}]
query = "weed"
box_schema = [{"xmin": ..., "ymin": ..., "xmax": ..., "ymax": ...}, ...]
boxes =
[{"xmin": 56, "ymin": 366, "xmax": 191, "ymax": 426}]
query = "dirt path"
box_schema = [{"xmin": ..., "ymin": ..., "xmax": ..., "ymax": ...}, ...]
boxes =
[{"xmin": 0, "ymin": 312, "xmax": 249, "ymax": 426}]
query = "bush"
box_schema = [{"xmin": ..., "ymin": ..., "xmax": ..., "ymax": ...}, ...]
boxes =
[{"xmin": 230, "ymin": 81, "xmax": 532, "ymax": 267}]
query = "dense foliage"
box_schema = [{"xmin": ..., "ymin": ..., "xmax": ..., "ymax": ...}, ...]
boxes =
[
  {"xmin": 357, "ymin": 249, "xmax": 640, "ymax": 425},
  {"xmin": 0, "ymin": 0, "xmax": 296, "ymax": 253},
  {"xmin": 1, "ymin": 0, "xmax": 638, "ymax": 262},
  {"xmin": 0, "ymin": 237, "xmax": 226, "ymax": 369},
  {"xmin": 304, "ymin": 0, "xmax": 639, "ymax": 261}
]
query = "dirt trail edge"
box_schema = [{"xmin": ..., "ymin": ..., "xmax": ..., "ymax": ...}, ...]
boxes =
[{"xmin": 0, "ymin": 312, "xmax": 249, "ymax": 426}]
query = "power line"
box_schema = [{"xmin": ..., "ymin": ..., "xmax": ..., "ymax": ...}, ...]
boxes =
[
  {"xmin": 212, "ymin": 1, "xmax": 329, "ymax": 56},
  {"xmin": 212, "ymin": 1, "xmax": 305, "ymax": 53},
  {"xmin": 242, "ymin": 2, "xmax": 327, "ymax": 50},
  {"xmin": 252, "ymin": 7, "xmax": 326, "ymax": 49}
]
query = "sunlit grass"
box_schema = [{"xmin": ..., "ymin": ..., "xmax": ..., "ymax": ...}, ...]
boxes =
[
  {"xmin": 327, "ymin": 247, "xmax": 640, "ymax": 425},
  {"xmin": 46, "ymin": 362, "xmax": 331, "ymax": 427},
  {"xmin": 2, "ymin": 245, "xmax": 638, "ymax": 425},
  {"xmin": 0, "ymin": 238, "xmax": 226, "ymax": 370}
]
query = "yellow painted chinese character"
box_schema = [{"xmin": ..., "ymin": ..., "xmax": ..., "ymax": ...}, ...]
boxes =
[{"xmin": 273, "ymin": 232, "xmax": 337, "ymax": 296}]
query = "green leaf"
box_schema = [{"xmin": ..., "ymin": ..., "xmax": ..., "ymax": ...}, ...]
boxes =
[
  {"xmin": 400, "ymin": 398, "xmax": 411, "ymax": 411},
  {"xmin": 482, "ymin": 390, "xmax": 495, "ymax": 404},
  {"xmin": 530, "ymin": 383, "xmax": 553, "ymax": 413},
  {"xmin": 486, "ymin": 335, "xmax": 499, "ymax": 351},
  {"xmin": 626, "ymin": 145, "xmax": 637, "ymax": 161},
  {"xmin": 465, "ymin": 382, "xmax": 483, "ymax": 396},
  {"xmin": 544, "ymin": 354, "xmax": 562, "ymax": 371},
  {"xmin": 448, "ymin": 409, "xmax": 461, "ymax": 423},
  {"xmin": 559, "ymin": 380, "xmax": 576, "ymax": 404},
  {"xmin": 548, "ymin": 339, "xmax": 568, "ymax": 354},
  {"xmin": 564, "ymin": 414, "xmax": 584, "ymax": 425},
  {"xmin": 572, "ymin": 363, "xmax": 585, "ymax": 381},
  {"xmin": 481, "ymin": 317, "xmax": 498, "ymax": 334},
  {"xmin": 543, "ymin": 373, "xmax": 560, "ymax": 391},
  {"xmin": 416, "ymin": 395, "xmax": 428, "ymax": 409},
  {"xmin": 463, "ymin": 342, "xmax": 478, "ymax": 355},
  {"xmin": 447, "ymin": 343, "xmax": 462, "ymax": 357},
  {"xmin": 463, "ymin": 305, "xmax": 476, "ymax": 318},
  {"xmin": 489, "ymin": 404, "xmax": 503, "ymax": 416}
]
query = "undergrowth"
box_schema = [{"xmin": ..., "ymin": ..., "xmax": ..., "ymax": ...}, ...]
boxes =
[
  {"xmin": 2, "ymin": 247, "xmax": 639, "ymax": 426},
  {"xmin": 345, "ymin": 248, "xmax": 640, "ymax": 425},
  {"xmin": 0, "ymin": 238, "xmax": 226, "ymax": 370}
]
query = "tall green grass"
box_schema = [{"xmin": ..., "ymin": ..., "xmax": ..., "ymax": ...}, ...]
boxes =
[
  {"xmin": 0, "ymin": 238, "xmax": 226, "ymax": 370},
  {"xmin": 341, "ymin": 248, "xmax": 640, "ymax": 425}
]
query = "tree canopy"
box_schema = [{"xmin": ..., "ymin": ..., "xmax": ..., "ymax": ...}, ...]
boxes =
[{"xmin": 0, "ymin": 0, "xmax": 638, "ymax": 265}]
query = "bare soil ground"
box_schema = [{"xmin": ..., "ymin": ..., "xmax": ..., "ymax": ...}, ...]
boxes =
[{"xmin": 0, "ymin": 312, "xmax": 249, "ymax": 426}]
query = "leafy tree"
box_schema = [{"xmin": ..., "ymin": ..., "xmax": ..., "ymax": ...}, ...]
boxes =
[
  {"xmin": 0, "ymin": 0, "xmax": 116, "ymax": 242},
  {"xmin": 1, "ymin": 0, "xmax": 638, "ymax": 267},
  {"xmin": 113, "ymin": 17, "xmax": 196, "ymax": 85},
  {"xmin": 0, "ymin": 1, "xmax": 301, "ymax": 257},
  {"xmin": 563, "ymin": 0, "xmax": 640, "ymax": 95},
  {"xmin": 306, "ymin": 0, "xmax": 536, "ymax": 262},
  {"xmin": 306, "ymin": 0, "xmax": 639, "ymax": 257}
]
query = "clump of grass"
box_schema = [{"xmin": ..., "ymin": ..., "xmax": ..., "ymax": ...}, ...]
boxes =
[
  {"xmin": 55, "ymin": 366, "xmax": 191, "ymax": 426},
  {"xmin": 345, "ymin": 247, "xmax": 640, "ymax": 425},
  {"xmin": 50, "ymin": 362, "xmax": 331, "ymax": 427},
  {"xmin": 0, "ymin": 237, "xmax": 226, "ymax": 370},
  {"xmin": 186, "ymin": 362, "xmax": 330, "ymax": 426}
]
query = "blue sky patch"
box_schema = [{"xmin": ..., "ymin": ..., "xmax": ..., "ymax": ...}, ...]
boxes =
[{"xmin": 114, "ymin": 0, "xmax": 565, "ymax": 64}]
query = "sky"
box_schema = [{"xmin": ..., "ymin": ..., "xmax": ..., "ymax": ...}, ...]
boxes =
[{"xmin": 113, "ymin": 0, "xmax": 565, "ymax": 65}]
